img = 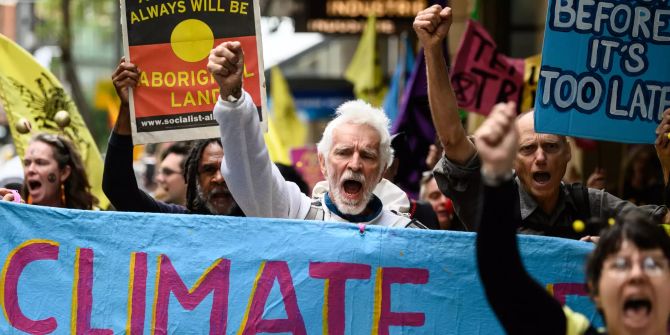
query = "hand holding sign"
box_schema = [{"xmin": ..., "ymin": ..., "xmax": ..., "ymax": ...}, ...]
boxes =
[
  {"xmin": 655, "ymin": 108, "xmax": 670, "ymax": 185},
  {"xmin": 111, "ymin": 58, "xmax": 139, "ymax": 135},
  {"xmin": 208, "ymin": 41, "xmax": 244, "ymax": 100},
  {"xmin": 474, "ymin": 102, "xmax": 518, "ymax": 179},
  {"xmin": 413, "ymin": 5, "xmax": 452, "ymax": 51},
  {"xmin": 111, "ymin": 58, "xmax": 139, "ymax": 107}
]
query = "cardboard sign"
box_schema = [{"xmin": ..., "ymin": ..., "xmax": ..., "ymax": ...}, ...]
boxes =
[
  {"xmin": 535, "ymin": 0, "xmax": 670, "ymax": 144},
  {"xmin": 120, "ymin": 0, "xmax": 266, "ymax": 144},
  {"xmin": 0, "ymin": 202, "xmax": 601, "ymax": 333},
  {"xmin": 451, "ymin": 19, "xmax": 525, "ymax": 116}
]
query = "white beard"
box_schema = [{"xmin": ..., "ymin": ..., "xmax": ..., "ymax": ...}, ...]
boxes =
[
  {"xmin": 327, "ymin": 169, "xmax": 376, "ymax": 215},
  {"xmin": 197, "ymin": 182, "xmax": 235, "ymax": 215}
]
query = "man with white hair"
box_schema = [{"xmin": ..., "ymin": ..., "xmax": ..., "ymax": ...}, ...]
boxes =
[{"xmin": 209, "ymin": 41, "xmax": 423, "ymax": 228}]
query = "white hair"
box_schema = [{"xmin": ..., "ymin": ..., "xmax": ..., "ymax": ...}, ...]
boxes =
[{"xmin": 316, "ymin": 100, "xmax": 394, "ymax": 170}]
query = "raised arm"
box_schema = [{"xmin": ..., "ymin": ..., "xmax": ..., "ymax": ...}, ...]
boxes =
[
  {"xmin": 413, "ymin": 5, "xmax": 476, "ymax": 165},
  {"xmin": 475, "ymin": 102, "xmax": 567, "ymax": 335},
  {"xmin": 209, "ymin": 42, "xmax": 309, "ymax": 219},
  {"xmin": 103, "ymin": 59, "xmax": 185, "ymax": 213}
]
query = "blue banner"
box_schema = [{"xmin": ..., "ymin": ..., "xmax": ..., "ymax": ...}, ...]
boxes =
[
  {"xmin": 0, "ymin": 202, "xmax": 599, "ymax": 334},
  {"xmin": 535, "ymin": 0, "xmax": 670, "ymax": 144}
]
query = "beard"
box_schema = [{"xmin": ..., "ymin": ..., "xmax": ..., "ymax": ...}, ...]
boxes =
[
  {"xmin": 327, "ymin": 169, "xmax": 376, "ymax": 215},
  {"xmin": 197, "ymin": 182, "xmax": 236, "ymax": 215}
]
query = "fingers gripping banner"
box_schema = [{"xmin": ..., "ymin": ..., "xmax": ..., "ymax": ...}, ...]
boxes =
[
  {"xmin": 0, "ymin": 202, "xmax": 600, "ymax": 334},
  {"xmin": 121, "ymin": 0, "xmax": 267, "ymax": 144}
]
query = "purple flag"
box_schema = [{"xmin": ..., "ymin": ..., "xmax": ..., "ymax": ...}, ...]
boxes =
[{"xmin": 391, "ymin": 48, "xmax": 442, "ymax": 199}]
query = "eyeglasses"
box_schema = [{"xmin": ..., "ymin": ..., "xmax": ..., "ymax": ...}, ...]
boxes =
[{"xmin": 604, "ymin": 255, "xmax": 669, "ymax": 277}]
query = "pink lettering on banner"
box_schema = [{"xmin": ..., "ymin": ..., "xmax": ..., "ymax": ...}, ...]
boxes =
[
  {"xmin": 238, "ymin": 261, "xmax": 306, "ymax": 335},
  {"xmin": 127, "ymin": 252, "xmax": 148, "ymax": 335},
  {"xmin": 548, "ymin": 282, "xmax": 589, "ymax": 305},
  {"xmin": 71, "ymin": 248, "xmax": 113, "ymax": 335},
  {"xmin": 451, "ymin": 19, "xmax": 525, "ymax": 115},
  {"xmin": 151, "ymin": 255, "xmax": 230, "ymax": 335},
  {"xmin": 0, "ymin": 239, "xmax": 59, "ymax": 334},
  {"xmin": 309, "ymin": 262, "xmax": 372, "ymax": 335},
  {"xmin": 372, "ymin": 267, "xmax": 429, "ymax": 335}
]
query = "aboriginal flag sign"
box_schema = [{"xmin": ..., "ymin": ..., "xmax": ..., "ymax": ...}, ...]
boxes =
[{"xmin": 121, "ymin": 0, "xmax": 266, "ymax": 144}]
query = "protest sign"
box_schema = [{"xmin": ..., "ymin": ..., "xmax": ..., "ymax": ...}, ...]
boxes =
[
  {"xmin": 120, "ymin": 0, "xmax": 266, "ymax": 144},
  {"xmin": 0, "ymin": 202, "xmax": 600, "ymax": 334},
  {"xmin": 535, "ymin": 0, "xmax": 670, "ymax": 144},
  {"xmin": 450, "ymin": 20, "xmax": 525, "ymax": 116}
]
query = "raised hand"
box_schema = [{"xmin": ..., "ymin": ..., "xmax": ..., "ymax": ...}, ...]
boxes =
[
  {"xmin": 413, "ymin": 5, "xmax": 452, "ymax": 50},
  {"xmin": 207, "ymin": 41, "xmax": 244, "ymax": 100},
  {"xmin": 655, "ymin": 108, "xmax": 670, "ymax": 185},
  {"xmin": 111, "ymin": 57, "xmax": 139, "ymax": 107},
  {"xmin": 475, "ymin": 102, "xmax": 519, "ymax": 178}
]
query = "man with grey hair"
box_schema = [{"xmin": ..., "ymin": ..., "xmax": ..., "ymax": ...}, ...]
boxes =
[{"xmin": 209, "ymin": 41, "xmax": 422, "ymax": 228}]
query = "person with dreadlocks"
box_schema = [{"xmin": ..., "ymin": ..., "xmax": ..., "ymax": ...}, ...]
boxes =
[{"xmin": 102, "ymin": 59, "xmax": 243, "ymax": 216}]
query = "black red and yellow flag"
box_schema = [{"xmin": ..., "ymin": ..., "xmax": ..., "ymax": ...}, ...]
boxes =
[{"xmin": 121, "ymin": 0, "xmax": 266, "ymax": 144}]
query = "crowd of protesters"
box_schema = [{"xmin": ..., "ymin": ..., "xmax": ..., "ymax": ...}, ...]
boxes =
[{"xmin": 0, "ymin": 3, "xmax": 668, "ymax": 334}]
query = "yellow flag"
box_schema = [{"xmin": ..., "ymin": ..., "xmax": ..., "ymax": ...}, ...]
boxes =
[
  {"xmin": 93, "ymin": 79, "xmax": 120, "ymax": 129},
  {"xmin": 0, "ymin": 34, "xmax": 110, "ymax": 209},
  {"xmin": 522, "ymin": 54, "xmax": 542, "ymax": 113},
  {"xmin": 264, "ymin": 117, "xmax": 291, "ymax": 165},
  {"xmin": 263, "ymin": 67, "xmax": 306, "ymax": 165},
  {"xmin": 344, "ymin": 15, "xmax": 387, "ymax": 107}
]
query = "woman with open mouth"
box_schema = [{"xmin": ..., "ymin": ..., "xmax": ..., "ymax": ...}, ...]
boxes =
[
  {"xmin": 475, "ymin": 102, "xmax": 670, "ymax": 335},
  {"xmin": 20, "ymin": 133, "xmax": 97, "ymax": 210}
]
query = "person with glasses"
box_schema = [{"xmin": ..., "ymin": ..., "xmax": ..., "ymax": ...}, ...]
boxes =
[
  {"xmin": 153, "ymin": 142, "xmax": 190, "ymax": 206},
  {"xmin": 475, "ymin": 102, "xmax": 670, "ymax": 335},
  {"xmin": 20, "ymin": 133, "xmax": 97, "ymax": 209}
]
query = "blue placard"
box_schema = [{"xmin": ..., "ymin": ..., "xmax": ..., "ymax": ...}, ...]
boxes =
[
  {"xmin": 0, "ymin": 202, "xmax": 599, "ymax": 334},
  {"xmin": 535, "ymin": 0, "xmax": 670, "ymax": 144}
]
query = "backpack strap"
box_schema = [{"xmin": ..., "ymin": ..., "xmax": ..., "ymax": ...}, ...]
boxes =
[
  {"xmin": 305, "ymin": 199, "xmax": 325, "ymax": 221},
  {"xmin": 405, "ymin": 218, "xmax": 428, "ymax": 229}
]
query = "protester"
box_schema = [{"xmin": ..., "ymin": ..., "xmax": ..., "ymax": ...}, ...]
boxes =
[
  {"xmin": 414, "ymin": 5, "xmax": 668, "ymax": 239},
  {"xmin": 103, "ymin": 58, "xmax": 243, "ymax": 216},
  {"xmin": 14, "ymin": 133, "xmax": 97, "ymax": 209},
  {"xmin": 419, "ymin": 172, "xmax": 461, "ymax": 230},
  {"xmin": 208, "ymin": 42, "xmax": 424, "ymax": 227},
  {"xmin": 622, "ymin": 146, "xmax": 665, "ymax": 206},
  {"xmin": 475, "ymin": 101, "xmax": 670, "ymax": 335},
  {"xmin": 153, "ymin": 142, "xmax": 190, "ymax": 206}
]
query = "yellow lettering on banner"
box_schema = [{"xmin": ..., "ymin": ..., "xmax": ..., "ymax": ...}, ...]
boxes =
[
  {"xmin": 183, "ymin": 92, "xmax": 196, "ymax": 106},
  {"xmin": 243, "ymin": 64, "xmax": 254, "ymax": 78},
  {"xmin": 178, "ymin": 72, "xmax": 189, "ymax": 87},
  {"xmin": 159, "ymin": 3, "xmax": 170, "ymax": 15},
  {"xmin": 130, "ymin": 12, "xmax": 141, "ymax": 24},
  {"xmin": 197, "ymin": 70, "xmax": 210, "ymax": 86},
  {"xmin": 141, "ymin": 71, "xmax": 215, "ymax": 88},
  {"xmin": 230, "ymin": 1, "xmax": 248, "ymax": 14},
  {"xmin": 164, "ymin": 72, "xmax": 176, "ymax": 88},
  {"xmin": 189, "ymin": 0, "xmax": 225, "ymax": 12},
  {"xmin": 139, "ymin": 72, "xmax": 149, "ymax": 87},
  {"xmin": 129, "ymin": 0, "xmax": 186, "ymax": 24},
  {"xmin": 170, "ymin": 88, "xmax": 220, "ymax": 107},
  {"xmin": 151, "ymin": 72, "xmax": 163, "ymax": 87}
]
